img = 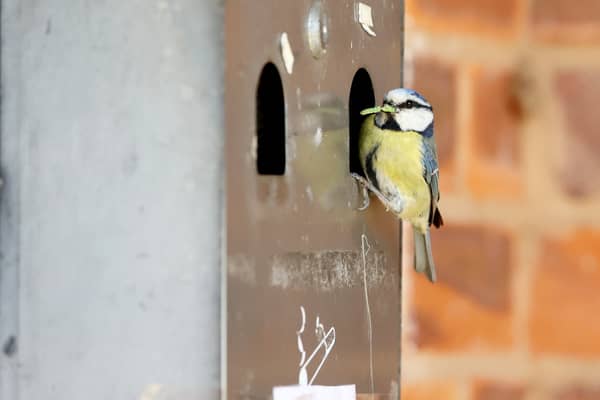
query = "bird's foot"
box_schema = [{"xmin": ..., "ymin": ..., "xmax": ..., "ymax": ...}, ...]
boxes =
[
  {"xmin": 357, "ymin": 187, "xmax": 370, "ymax": 211},
  {"xmin": 351, "ymin": 173, "xmax": 371, "ymax": 211},
  {"xmin": 351, "ymin": 173, "xmax": 397, "ymax": 212},
  {"xmin": 351, "ymin": 173, "xmax": 369, "ymax": 187}
]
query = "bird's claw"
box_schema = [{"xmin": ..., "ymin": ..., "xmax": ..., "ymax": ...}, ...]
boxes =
[
  {"xmin": 351, "ymin": 173, "xmax": 366, "ymax": 185},
  {"xmin": 351, "ymin": 173, "xmax": 370, "ymax": 211},
  {"xmin": 357, "ymin": 192, "xmax": 370, "ymax": 211}
]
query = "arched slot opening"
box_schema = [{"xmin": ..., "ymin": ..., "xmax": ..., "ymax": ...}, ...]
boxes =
[
  {"xmin": 348, "ymin": 68, "xmax": 376, "ymax": 176},
  {"xmin": 256, "ymin": 62, "xmax": 286, "ymax": 175}
]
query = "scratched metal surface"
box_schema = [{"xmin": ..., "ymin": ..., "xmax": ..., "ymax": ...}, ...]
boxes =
[{"xmin": 225, "ymin": 1, "xmax": 403, "ymax": 399}]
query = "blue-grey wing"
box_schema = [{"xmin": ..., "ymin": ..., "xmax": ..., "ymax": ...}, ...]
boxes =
[{"xmin": 422, "ymin": 136, "xmax": 443, "ymax": 228}]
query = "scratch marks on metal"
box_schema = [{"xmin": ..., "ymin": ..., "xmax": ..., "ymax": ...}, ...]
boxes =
[
  {"xmin": 305, "ymin": 186, "xmax": 314, "ymax": 203},
  {"xmin": 313, "ymin": 127, "xmax": 323, "ymax": 146},
  {"xmin": 296, "ymin": 306, "xmax": 336, "ymax": 386},
  {"xmin": 270, "ymin": 249, "xmax": 390, "ymax": 291},
  {"xmin": 280, "ymin": 33, "xmax": 295, "ymax": 74},
  {"xmin": 297, "ymin": 306, "xmax": 308, "ymax": 385},
  {"xmin": 361, "ymin": 234, "xmax": 375, "ymax": 394},
  {"xmin": 228, "ymin": 255, "xmax": 257, "ymax": 285},
  {"xmin": 356, "ymin": 3, "xmax": 376, "ymax": 36}
]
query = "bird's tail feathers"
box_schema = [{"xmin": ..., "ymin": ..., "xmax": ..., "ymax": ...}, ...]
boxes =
[
  {"xmin": 432, "ymin": 208, "xmax": 444, "ymax": 228},
  {"xmin": 413, "ymin": 228, "xmax": 437, "ymax": 283}
]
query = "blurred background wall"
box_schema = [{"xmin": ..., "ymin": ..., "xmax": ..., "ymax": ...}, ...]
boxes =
[{"xmin": 401, "ymin": 1, "xmax": 600, "ymax": 399}]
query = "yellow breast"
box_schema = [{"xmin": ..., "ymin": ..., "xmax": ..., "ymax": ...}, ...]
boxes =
[{"xmin": 359, "ymin": 116, "xmax": 430, "ymax": 220}]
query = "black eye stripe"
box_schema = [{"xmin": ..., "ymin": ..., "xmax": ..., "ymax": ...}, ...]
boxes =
[
  {"xmin": 385, "ymin": 100, "xmax": 432, "ymax": 110},
  {"xmin": 399, "ymin": 100, "xmax": 431, "ymax": 110}
]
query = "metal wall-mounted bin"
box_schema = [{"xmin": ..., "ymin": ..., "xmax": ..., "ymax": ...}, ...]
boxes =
[{"xmin": 226, "ymin": 0, "xmax": 404, "ymax": 398}]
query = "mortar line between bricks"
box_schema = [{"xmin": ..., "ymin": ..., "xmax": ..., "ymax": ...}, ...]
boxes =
[
  {"xmin": 457, "ymin": 380, "xmax": 470, "ymax": 400},
  {"xmin": 528, "ymin": 64, "xmax": 570, "ymax": 205},
  {"xmin": 402, "ymin": 353, "xmax": 600, "ymax": 386},
  {"xmin": 438, "ymin": 194, "xmax": 600, "ymax": 230},
  {"xmin": 407, "ymin": 28, "xmax": 600, "ymax": 67},
  {"xmin": 512, "ymin": 232, "xmax": 535, "ymax": 355},
  {"xmin": 521, "ymin": 0, "xmax": 534, "ymax": 47},
  {"xmin": 454, "ymin": 64, "xmax": 471, "ymax": 196},
  {"xmin": 516, "ymin": 0, "xmax": 531, "ymax": 41}
]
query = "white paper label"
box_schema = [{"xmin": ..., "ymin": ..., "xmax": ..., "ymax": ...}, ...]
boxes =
[{"xmin": 273, "ymin": 384, "xmax": 356, "ymax": 400}]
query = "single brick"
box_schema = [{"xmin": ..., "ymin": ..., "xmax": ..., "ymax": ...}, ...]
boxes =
[
  {"xmin": 432, "ymin": 224, "xmax": 512, "ymax": 311},
  {"xmin": 554, "ymin": 70, "xmax": 600, "ymax": 198},
  {"xmin": 410, "ymin": 225, "xmax": 514, "ymax": 350},
  {"xmin": 530, "ymin": 229, "xmax": 600, "ymax": 356},
  {"xmin": 532, "ymin": 0, "xmax": 600, "ymax": 43},
  {"xmin": 471, "ymin": 67, "xmax": 523, "ymax": 165},
  {"xmin": 406, "ymin": 0, "xmax": 522, "ymax": 37},
  {"xmin": 467, "ymin": 65, "xmax": 524, "ymax": 198},
  {"xmin": 408, "ymin": 57, "xmax": 457, "ymax": 192},
  {"xmin": 533, "ymin": 0, "xmax": 600, "ymax": 24},
  {"xmin": 473, "ymin": 380, "xmax": 526, "ymax": 400},
  {"xmin": 402, "ymin": 382, "xmax": 460, "ymax": 400},
  {"xmin": 555, "ymin": 385, "xmax": 600, "ymax": 400}
]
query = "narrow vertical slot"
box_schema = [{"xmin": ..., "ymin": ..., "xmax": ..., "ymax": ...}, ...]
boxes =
[
  {"xmin": 256, "ymin": 62, "xmax": 286, "ymax": 175},
  {"xmin": 348, "ymin": 68, "xmax": 376, "ymax": 176}
]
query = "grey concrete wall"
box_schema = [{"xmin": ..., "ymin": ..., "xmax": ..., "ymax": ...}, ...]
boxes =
[{"xmin": 0, "ymin": 1, "xmax": 224, "ymax": 398}]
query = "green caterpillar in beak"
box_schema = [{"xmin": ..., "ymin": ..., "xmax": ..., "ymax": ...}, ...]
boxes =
[{"xmin": 360, "ymin": 104, "xmax": 397, "ymax": 115}]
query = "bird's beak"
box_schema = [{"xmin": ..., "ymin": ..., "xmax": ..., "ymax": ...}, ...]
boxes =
[
  {"xmin": 361, "ymin": 104, "xmax": 397, "ymax": 128},
  {"xmin": 374, "ymin": 111, "xmax": 388, "ymax": 128},
  {"xmin": 380, "ymin": 104, "xmax": 397, "ymax": 114}
]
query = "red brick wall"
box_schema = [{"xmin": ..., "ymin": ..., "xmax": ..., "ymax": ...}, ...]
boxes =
[{"xmin": 402, "ymin": 1, "xmax": 600, "ymax": 399}]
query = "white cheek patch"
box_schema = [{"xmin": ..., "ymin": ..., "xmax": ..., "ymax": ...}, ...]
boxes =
[{"xmin": 395, "ymin": 109, "xmax": 433, "ymax": 132}]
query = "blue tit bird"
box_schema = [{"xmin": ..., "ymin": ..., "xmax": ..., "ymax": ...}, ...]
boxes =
[{"xmin": 351, "ymin": 88, "xmax": 443, "ymax": 282}]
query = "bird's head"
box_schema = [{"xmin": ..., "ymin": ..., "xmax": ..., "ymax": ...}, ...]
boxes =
[{"xmin": 361, "ymin": 88, "xmax": 433, "ymax": 136}]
